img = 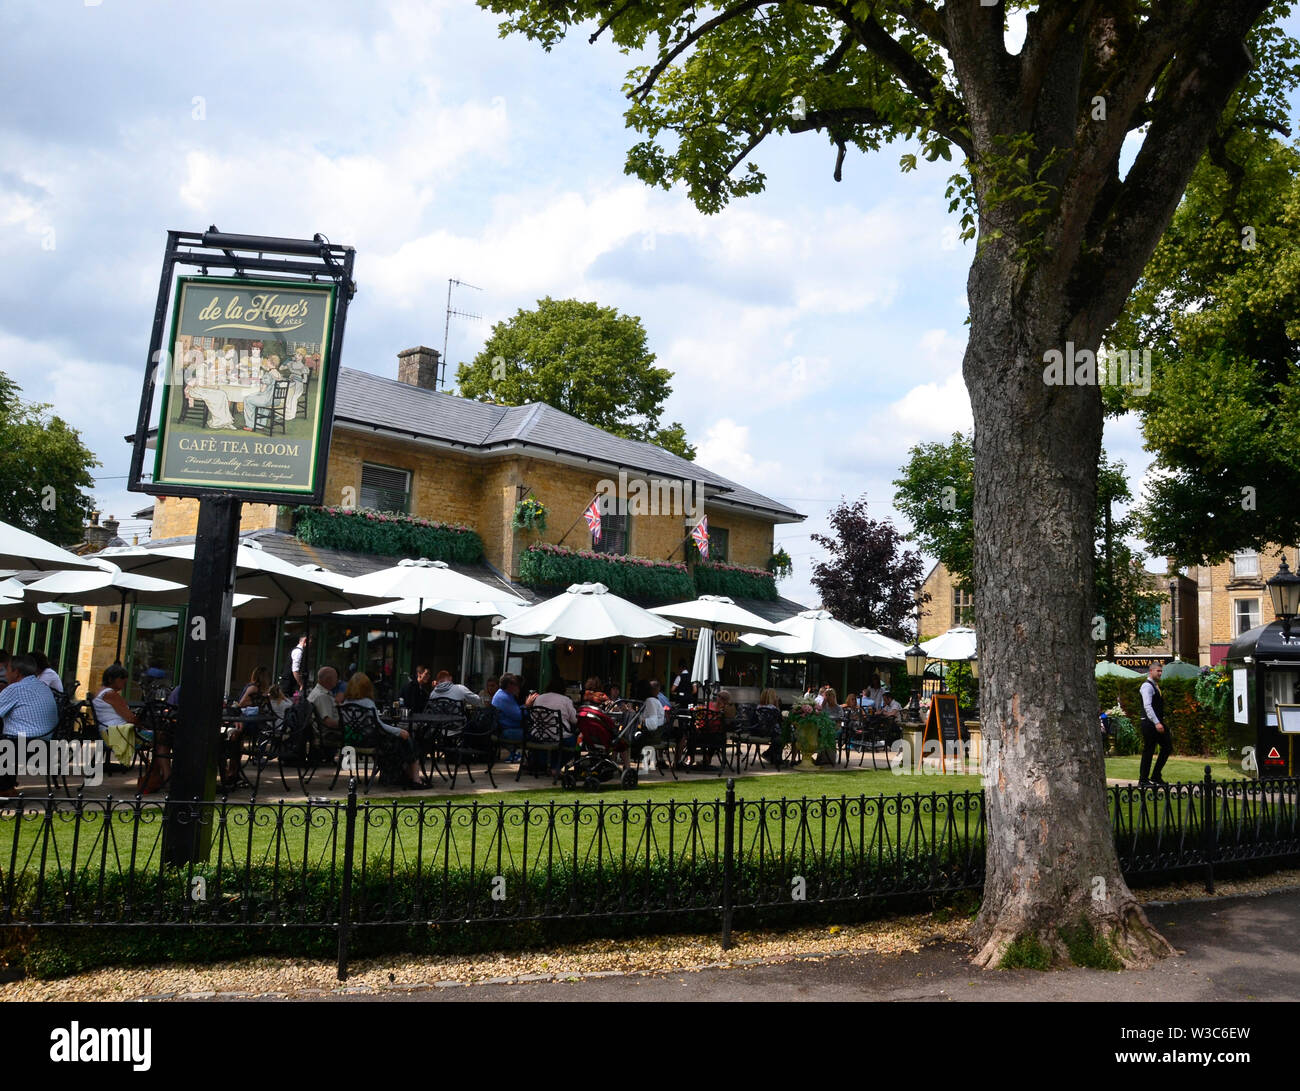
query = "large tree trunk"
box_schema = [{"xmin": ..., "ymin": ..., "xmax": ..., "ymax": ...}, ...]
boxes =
[{"xmin": 963, "ymin": 255, "xmax": 1173, "ymax": 968}]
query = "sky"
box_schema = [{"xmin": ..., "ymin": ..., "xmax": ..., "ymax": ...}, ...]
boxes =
[{"xmin": 2, "ymin": 1, "xmax": 1296, "ymax": 609}]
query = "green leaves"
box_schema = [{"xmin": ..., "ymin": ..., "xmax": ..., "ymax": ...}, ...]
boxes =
[
  {"xmin": 454, "ymin": 297, "xmax": 688, "ymax": 453},
  {"xmin": 1113, "ymin": 132, "xmax": 1300, "ymax": 565},
  {"xmin": 0, "ymin": 370, "xmax": 98, "ymax": 546}
]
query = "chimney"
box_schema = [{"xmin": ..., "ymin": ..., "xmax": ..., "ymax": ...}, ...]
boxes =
[
  {"xmin": 83, "ymin": 511, "xmax": 110, "ymax": 552},
  {"xmin": 103, "ymin": 514, "xmax": 120, "ymax": 541},
  {"xmin": 397, "ymin": 346, "xmax": 441, "ymax": 391}
]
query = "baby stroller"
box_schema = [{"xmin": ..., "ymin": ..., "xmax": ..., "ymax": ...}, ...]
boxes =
[{"xmin": 559, "ymin": 701, "xmax": 641, "ymax": 790}]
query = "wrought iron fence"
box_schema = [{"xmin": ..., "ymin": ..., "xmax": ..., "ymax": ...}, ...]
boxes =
[{"xmin": 1, "ymin": 769, "xmax": 1296, "ymax": 978}]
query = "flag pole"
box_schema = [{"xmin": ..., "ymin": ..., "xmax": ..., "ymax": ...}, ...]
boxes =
[{"xmin": 558, "ymin": 494, "xmax": 601, "ymax": 547}]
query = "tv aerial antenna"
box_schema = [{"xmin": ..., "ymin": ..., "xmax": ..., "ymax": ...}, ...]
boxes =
[{"xmin": 441, "ymin": 277, "xmax": 483, "ymax": 390}]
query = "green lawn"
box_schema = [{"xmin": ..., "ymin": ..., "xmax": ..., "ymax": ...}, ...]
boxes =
[
  {"xmin": 1103, "ymin": 756, "xmax": 1246, "ymax": 783},
  {"xmin": 0, "ymin": 758, "xmax": 1253, "ymax": 891}
]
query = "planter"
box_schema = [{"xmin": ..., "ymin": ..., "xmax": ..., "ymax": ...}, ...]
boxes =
[{"xmin": 793, "ymin": 720, "xmax": 819, "ymax": 770}]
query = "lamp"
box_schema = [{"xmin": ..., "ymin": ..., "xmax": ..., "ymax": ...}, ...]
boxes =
[
  {"xmin": 905, "ymin": 643, "xmax": 926, "ymax": 718},
  {"xmin": 716, "ymin": 649, "xmax": 726, "ymax": 673},
  {"xmin": 969, "ymin": 657, "xmax": 980, "ymax": 681},
  {"xmin": 1267, "ymin": 558, "xmax": 1300, "ymax": 638}
]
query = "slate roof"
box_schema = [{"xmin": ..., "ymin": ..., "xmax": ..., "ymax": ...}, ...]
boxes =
[
  {"xmin": 134, "ymin": 529, "xmax": 812, "ymax": 622},
  {"xmin": 332, "ymin": 368, "xmax": 801, "ymax": 522}
]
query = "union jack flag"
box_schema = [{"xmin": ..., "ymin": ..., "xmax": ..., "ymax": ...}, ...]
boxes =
[
  {"xmin": 691, "ymin": 516, "xmax": 709, "ymax": 558},
  {"xmin": 584, "ymin": 498, "xmax": 602, "ymax": 542}
]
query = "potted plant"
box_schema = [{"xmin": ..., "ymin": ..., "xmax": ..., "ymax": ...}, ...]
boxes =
[
  {"xmin": 787, "ymin": 701, "xmax": 837, "ymax": 770},
  {"xmin": 512, "ymin": 496, "xmax": 548, "ymax": 533}
]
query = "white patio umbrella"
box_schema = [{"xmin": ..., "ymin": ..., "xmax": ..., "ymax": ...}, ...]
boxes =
[
  {"xmin": 341, "ymin": 558, "xmax": 526, "ymax": 678},
  {"xmin": 497, "ymin": 582, "xmax": 676, "ymax": 643},
  {"xmin": 0, "ymin": 518, "xmax": 102, "ymax": 573},
  {"xmin": 23, "ymin": 559, "xmax": 191, "ymax": 663},
  {"xmin": 742, "ymin": 609, "xmax": 902, "ymax": 661},
  {"xmin": 0, "ymin": 579, "xmax": 66, "ymax": 621},
  {"xmin": 919, "ymin": 626, "xmax": 978, "ymax": 661},
  {"xmin": 857, "ymin": 627, "xmax": 910, "ymax": 660},
  {"xmin": 101, "ymin": 542, "xmax": 388, "ymax": 684},
  {"xmin": 650, "ymin": 595, "xmax": 786, "ymax": 697}
]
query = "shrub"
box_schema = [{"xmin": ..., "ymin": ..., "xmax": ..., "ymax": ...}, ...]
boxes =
[
  {"xmin": 999, "ymin": 934, "xmax": 1051, "ymax": 970},
  {"xmin": 1108, "ymin": 709, "xmax": 1139, "ymax": 756},
  {"xmin": 518, "ymin": 544, "xmax": 694, "ymax": 602},
  {"xmin": 293, "ymin": 506, "xmax": 484, "ymax": 563},
  {"xmin": 693, "ymin": 560, "xmax": 778, "ymax": 601}
]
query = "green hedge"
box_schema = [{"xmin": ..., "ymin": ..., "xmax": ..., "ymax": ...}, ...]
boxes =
[
  {"xmin": 293, "ymin": 506, "xmax": 484, "ymax": 564},
  {"xmin": 518, "ymin": 544, "xmax": 694, "ymax": 602},
  {"xmin": 1096, "ymin": 675, "xmax": 1229, "ymax": 757},
  {"xmin": 693, "ymin": 560, "xmax": 778, "ymax": 601}
]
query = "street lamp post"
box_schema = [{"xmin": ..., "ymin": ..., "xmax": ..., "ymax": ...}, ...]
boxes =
[
  {"xmin": 1267, "ymin": 558, "xmax": 1300, "ymax": 639},
  {"xmin": 905, "ymin": 642, "xmax": 927, "ymax": 721}
]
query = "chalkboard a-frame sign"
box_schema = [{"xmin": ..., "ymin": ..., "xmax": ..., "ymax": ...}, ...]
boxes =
[{"xmin": 921, "ymin": 693, "xmax": 965, "ymax": 772}]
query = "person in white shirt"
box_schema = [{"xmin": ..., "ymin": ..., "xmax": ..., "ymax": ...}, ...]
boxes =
[
  {"xmin": 32, "ymin": 652, "xmax": 63, "ymax": 694},
  {"xmin": 640, "ymin": 681, "xmax": 665, "ymax": 730}
]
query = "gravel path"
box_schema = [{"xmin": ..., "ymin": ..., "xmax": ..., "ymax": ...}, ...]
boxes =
[{"xmin": 3, "ymin": 868, "xmax": 1297, "ymax": 1001}]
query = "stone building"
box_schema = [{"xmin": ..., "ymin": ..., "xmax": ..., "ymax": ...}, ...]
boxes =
[
  {"xmin": 72, "ymin": 346, "xmax": 806, "ymax": 699},
  {"xmin": 1186, "ymin": 546, "xmax": 1300, "ymax": 665}
]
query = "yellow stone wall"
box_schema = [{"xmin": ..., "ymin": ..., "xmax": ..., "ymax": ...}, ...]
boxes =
[
  {"xmin": 141, "ymin": 427, "xmax": 782, "ymax": 583},
  {"xmin": 919, "ymin": 562, "xmax": 972, "ymax": 638},
  {"xmin": 1189, "ymin": 545, "xmax": 1299, "ymax": 657}
]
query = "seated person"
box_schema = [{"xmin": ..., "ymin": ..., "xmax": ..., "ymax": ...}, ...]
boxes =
[
  {"xmin": 582, "ymin": 675, "xmax": 610, "ymax": 707},
  {"xmin": 91, "ymin": 664, "xmax": 137, "ymax": 770},
  {"xmin": 0, "ymin": 655, "xmax": 59, "ymax": 789},
  {"xmin": 877, "ymin": 688, "xmax": 902, "ymax": 720},
  {"xmin": 223, "ymin": 665, "xmax": 273, "ymax": 786},
  {"xmin": 640, "ymin": 680, "xmax": 666, "ymax": 732},
  {"xmin": 525, "ymin": 676, "xmax": 578, "ymax": 731},
  {"xmin": 401, "ymin": 665, "xmax": 434, "ymax": 714},
  {"xmin": 266, "ymin": 684, "xmax": 293, "ymax": 720},
  {"xmin": 525, "ymin": 677, "xmax": 578, "ymax": 767},
  {"xmin": 306, "ymin": 666, "xmax": 343, "ymax": 751},
  {"xmin": 480, "ymin": 675, "xmax": 499, "ymax": 706},
  {"xmin": 755, "ymin": 687, "xmax": 784, "ymax": 766},
  {"xmin": 431, "ymin": 669, "xmax": 483, "ymax": 706},
  {"xmin": 492, "ymin": 673, "xmax": 526, "ymax": 756},
  {"xmin": 31, "ymin": 652, "xmax": 63, "ymax": 694},
  {"xmin": 342, "ymin": 672, "xmax": 426, "ymax": 788}
]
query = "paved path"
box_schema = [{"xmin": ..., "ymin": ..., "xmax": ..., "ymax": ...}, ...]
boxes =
[{"xmin": 320, "ymin": 888, "xmax": 1300, "ymax": 1003}]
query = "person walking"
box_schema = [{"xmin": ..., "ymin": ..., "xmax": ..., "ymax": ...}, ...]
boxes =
[{"xmin": 1138, "ymin": 661, "xmax": 1172, "ymax": 786}]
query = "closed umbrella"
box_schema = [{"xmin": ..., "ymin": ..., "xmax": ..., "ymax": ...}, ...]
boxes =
[
  {"xmin": 650, "ymin": 595, "xmax": 786, "ymax": 700},
  {"xmin": 691, "ymin": 624, "xmax": 719, "ymax": 695},
  {"xmin": 0, "ymin": 519, "xmax": 101, "ymax": 573}
]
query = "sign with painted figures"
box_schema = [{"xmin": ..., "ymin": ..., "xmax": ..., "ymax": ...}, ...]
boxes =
[{"xmin": 152, "ymin": 277, "xmax": 338, "ymax": 499}]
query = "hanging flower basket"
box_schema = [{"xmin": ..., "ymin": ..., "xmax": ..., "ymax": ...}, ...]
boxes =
[{"xmin": 512, "ymin": 497, "xmax": 549, "ymax": 532}]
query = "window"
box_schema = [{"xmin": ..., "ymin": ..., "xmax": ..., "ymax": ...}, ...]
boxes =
[
  {"xmin": 360, "ymin": 463, "xmax": 411, "ymax": 513},
  {"xmin": 952, "ymin": 586, "xmax": 975, "ymax": 627},
  {"xmin": 710, "ymin": 527, "xmax": 729, "ymax": 563},
  {"xmin": 1232, "ymin": 550, "xmax": 1260, "ymax": 578},
  {"xmin": 1235, "ymin": 597, "xmax": 1260, "ymax": 635},
  {"xmin": 592, "ymin": 498, "xmax": 628, "ymax": 555},
  {"xmin": 1136, "ymin": 602, "xmax": 1163, "ymax": 645},
  {"xmin": 691, "ymin": 526, "xmax": 729, "ymax": 563}
]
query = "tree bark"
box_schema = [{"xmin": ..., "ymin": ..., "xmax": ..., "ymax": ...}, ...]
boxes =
[{"xmin": 963, "ymin": 253, "xmax": 1173, "ymax": 967}]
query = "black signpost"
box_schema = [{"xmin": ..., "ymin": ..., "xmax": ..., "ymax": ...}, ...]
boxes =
[{"xmin": 128, "ymin": 229, "xmax": 355, "ymax": 864}]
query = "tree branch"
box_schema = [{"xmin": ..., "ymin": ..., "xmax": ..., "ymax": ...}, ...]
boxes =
[
  {"xmin": 1073, "ymin": 0, "xmax": 1272, "ymax": 339},
  {"xmin": 628, "ymin": 0, "xmax": 771, "ymax": 101}
]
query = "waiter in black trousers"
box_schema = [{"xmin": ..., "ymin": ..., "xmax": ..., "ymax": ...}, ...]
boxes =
[{"xmin": 1138, "ymin": 660, "xmax": 1172, "ymax": 786}]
